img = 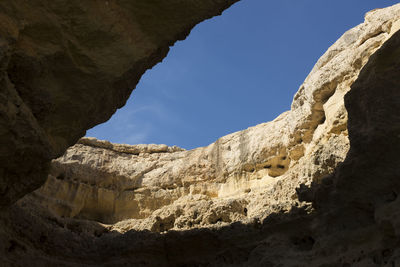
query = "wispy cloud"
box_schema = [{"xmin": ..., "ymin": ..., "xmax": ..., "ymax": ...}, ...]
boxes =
[
  {"xmin": 124, "ymin": 131, "xmax": 149, "ymax": 145},
  {"xmin": 87, "ymin": 98, "xmax": 182, "ymax": 145}
]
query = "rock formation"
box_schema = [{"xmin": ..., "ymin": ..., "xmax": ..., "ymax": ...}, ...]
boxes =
[
  {"xmin": 0, "ymin": 3, "xmax": 400, "ymax": 267},
  {"xmin": 0, "ymin": 0, "xmax": 238, "ymax": 207},
  {"xmin": 31, "ymin": 4, "xmax": 400, "ymax": 230}
]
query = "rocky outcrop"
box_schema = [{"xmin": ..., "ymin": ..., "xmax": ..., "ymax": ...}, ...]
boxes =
[
  {"xmin": 0, "ymin": 3, "xmax": 400, "ymax": 267},
  {"xmin": 0, "ymin": 0, "xmax": 238, "ymax": 207},
  {"xmin": 30, "ymin": 5, "xmax": 400, "ymax": 232}
]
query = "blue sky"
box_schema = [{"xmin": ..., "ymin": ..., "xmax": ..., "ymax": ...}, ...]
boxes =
[{"xmin": 87, "ymin": 0, "xmax": 399, "ymax": 150}]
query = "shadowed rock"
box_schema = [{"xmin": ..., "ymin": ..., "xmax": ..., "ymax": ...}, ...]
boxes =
[
  {"xmin": 0, "ymin": 0, "xmax": 238, "ymax": 206},
  {"xmin": 0, "ymin": 3, "xmax": 400, "ymax": 267},
  {"xmin": 30, "ymin": 5, "xmax": 400, "ymax": 230}
]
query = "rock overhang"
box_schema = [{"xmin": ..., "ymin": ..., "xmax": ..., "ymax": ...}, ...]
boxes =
[
  {"xmin": 0, "ymin": 2, "xmax": 400, "ymax": 266},
  {"xmin": 0, "ymin": 0, "xmax": 239, "ymax": 207}
]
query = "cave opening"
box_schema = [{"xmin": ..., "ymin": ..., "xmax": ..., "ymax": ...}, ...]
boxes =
[
  {"xmin": 2, "ymin": 1, "xmax": 400, "ymax": 266},
  {"xmin": 32, "ymin": 0, "xmax": 400, "ymax": 230},
  {"xmin": 85, "ymin": 0, "xmax": 387, "ymax": 150}
]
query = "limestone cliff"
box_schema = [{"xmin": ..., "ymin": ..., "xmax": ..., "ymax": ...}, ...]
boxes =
[
  {"xmin": 0, "ymin": 3, "xmax": 400, "ymax": 267},
  {"xmin": 0, "ymin": 0, "xmax": 238, "ymax": 206},
  {"xmin": 31, "ymin": 5, "xmax": 400, "ymax": 231}
]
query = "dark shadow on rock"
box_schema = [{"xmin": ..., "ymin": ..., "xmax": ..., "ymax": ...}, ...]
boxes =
[
  {"xmin": 0, "ymin": 29, "xmax": 399, "ymax": 267},
  {"xmin": 0, "ymin": 0, "xmax": 240, "ymax": 207}
]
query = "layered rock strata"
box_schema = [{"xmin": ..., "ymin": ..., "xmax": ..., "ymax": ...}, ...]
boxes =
[
  {"xmin": 0, "ymin": 3, "xmax": 399, "ymax": 267},
  {"xmin": 0, "ymin": 0, "xmax": 238, "ymax": 206}
]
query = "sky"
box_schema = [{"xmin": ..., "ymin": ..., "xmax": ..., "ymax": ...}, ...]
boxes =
[{"xmin": 86, "ymin": 0, "xmax": 399, "ymax": 150}]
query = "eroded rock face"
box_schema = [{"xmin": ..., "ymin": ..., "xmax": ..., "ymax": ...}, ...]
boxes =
[
  {"xmin": 0, "ymin": 0, "xmax": 238, "ymax": 206},
  {"xmin": 0, "ymin": 4, "xmax": 400, "ymax": 267},
  {"xmin": 30, "ymin": 5, "xmax": 400, "ymax": 231}
]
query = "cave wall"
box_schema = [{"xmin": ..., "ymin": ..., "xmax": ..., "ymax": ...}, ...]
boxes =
[
  {"xmin": 0, "ymin": 26, "xmax": 399, "ymax": 265},
  {"xmin": 0, "ymin": 3, "xmax": 399, "ymax": 267},
  {"xmin": 0, "ymin": 0, "xmax": 238, "ymax": 206},
  {"xmin": 28, "ymin": 5, "xmax": 400, "ymax": 230}
]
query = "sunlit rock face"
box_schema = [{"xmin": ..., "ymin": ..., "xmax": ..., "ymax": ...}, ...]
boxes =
[
  {"xmin": 1, "ymin": 4, "xmax": 400, "ymax": 267},
  {"xmin": 0, "ymin": 0, "xmax": 238, "ymax": 207},
  {"xmin": 31, "ymin": 5, "xmax": 400, "ymax": 231}
]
